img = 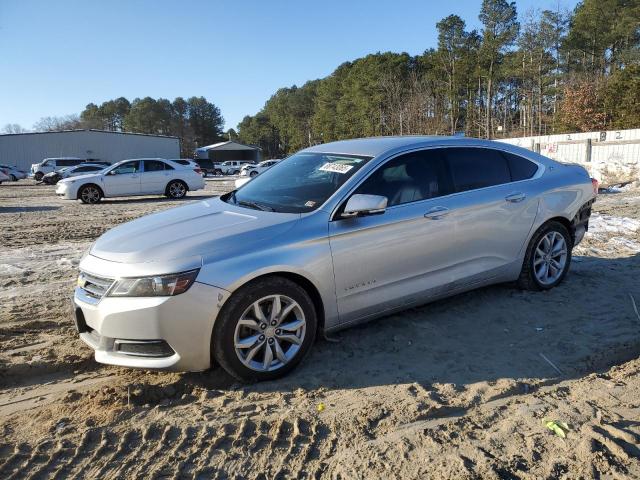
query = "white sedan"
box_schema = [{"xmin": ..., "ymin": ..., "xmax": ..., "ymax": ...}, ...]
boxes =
[
  {"xmin": 56, "ymin": 158, "xmax": 205, "ymax": 204},
  {"xmin": 0, "ymin": 164, "xmax": 28, "ymax": 181},
  {"xmin": 240, "ymin": 159, "xmax": 281, "ymax": 178}
]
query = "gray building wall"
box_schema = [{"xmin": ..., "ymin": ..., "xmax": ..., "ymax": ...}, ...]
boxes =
[{"xmin": 0, "ymin": 130, "xmax": 181, "ymax": 171}]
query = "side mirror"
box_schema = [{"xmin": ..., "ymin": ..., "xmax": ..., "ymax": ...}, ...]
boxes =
[{"xmin": 342, "ymin": 194, "xmax": 387, "ymax": 218}]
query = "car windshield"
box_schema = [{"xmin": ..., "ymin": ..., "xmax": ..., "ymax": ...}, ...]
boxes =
[{"xmin": 224, "ymin": 152, "xmax": 372, "ymax": 213}]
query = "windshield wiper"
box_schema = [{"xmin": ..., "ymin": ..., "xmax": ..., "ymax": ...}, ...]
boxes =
[
  {"xmin": 237, "ymin": 200, "xmax": 276, "ymax": 212},
  {"xmin": 226, "ymin": 190, "xmax": 276, "ymax": 212}
]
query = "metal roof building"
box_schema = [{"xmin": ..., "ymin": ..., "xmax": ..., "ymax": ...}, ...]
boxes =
[
  {"xmin": 0, "ymin": 129, "xmax": 181, "ymax": 171},
  {"xmin": 194, "ymin": 141, "xmax": 262, "ymax": 163}
]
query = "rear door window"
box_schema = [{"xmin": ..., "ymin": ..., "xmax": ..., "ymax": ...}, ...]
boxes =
[
  {"xmin": 445, "ymin": 148, "xmax": 511, "ymax": 192},
  {"xmin": 144, "ymin": 160, "xmax": 167, "ymax": 172}
]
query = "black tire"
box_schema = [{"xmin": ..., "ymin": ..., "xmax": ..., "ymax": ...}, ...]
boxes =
[
  {"xmin": 166, "ymin": 180, "xmax": 188, "ymax": 199},
  {"xmin": 214, "ymin": 169, "xmax": 223, "ymax": 176},
  {"xmin": 517, "ymin": 220, "xmax": 572, "ymax": 291},
  {"xmin": 212, "ymin": 276, "xmax": 317, "ymax": 382},
  {"xmin": 233, "ymin": 169, "xmax": 240, "ymax": 175},
  {"xmin": 250, "ymin": 171, "xmax": 258, "ymax": 178},
  {"xmin": 78, "ymin": 184, "xmax": 103, "ymax": 204},
  {"xmin": 34, "ymin": 172, "xmax": 44, "ymax": 182},
  {"xmin": 10, "ymin": 174, "xmax": 17, "ymax": 182}
]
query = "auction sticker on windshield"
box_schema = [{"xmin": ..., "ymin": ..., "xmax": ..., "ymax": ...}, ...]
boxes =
[{"xmin": 319, "ymin": 162, "xmax": 354, "ymax": 174}]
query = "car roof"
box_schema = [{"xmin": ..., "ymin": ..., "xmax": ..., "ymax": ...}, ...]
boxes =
[{"xmin": 301, "ymin": 136, "xmax": 546, "ymax": 162}]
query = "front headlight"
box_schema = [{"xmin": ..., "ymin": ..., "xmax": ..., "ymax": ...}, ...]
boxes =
[{"xmin": 107, "ymin": 269, "xmax": 199, "ymax": 297}]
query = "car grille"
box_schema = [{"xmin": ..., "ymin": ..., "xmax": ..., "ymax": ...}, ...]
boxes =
[{"xmin": 78, "ymin": 271, "xmax": 114, "ymax": 300}]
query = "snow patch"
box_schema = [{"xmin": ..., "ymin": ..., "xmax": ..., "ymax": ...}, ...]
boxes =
[{"xmin": 588, "ymin": 214, "xmax": 640, "ymax": 236}]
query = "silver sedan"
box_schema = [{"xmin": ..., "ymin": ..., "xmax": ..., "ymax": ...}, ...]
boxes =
[{"xmin": 73, "ymin": 137, "xmax": 596, "ymax": 381}]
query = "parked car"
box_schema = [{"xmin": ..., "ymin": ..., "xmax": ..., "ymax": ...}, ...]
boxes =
[
  {"xmin": 220, "ymin": 160, "xmax": 256, "ymax": 175},
  {"xmin": 42, "ymin": 163, "xmax": 109, "ymax": 185},
  {"xmin": 240, "ymin": 159, "xmax": 281, "ymax": 178},
  {"xmin": 0, "ymin": 170, "xmax": 10, "ymax": 184},
  {"xmin": 72, "ymin": 137, "xmax": 596, "ymax": 382},
  {"xmin": 30, "ymin": 157, "xmax": 90, "ymax": 181},
  {"xmin": 0, "ymin": 164, "xmax": 28, "ymax": 181},
  {"xmin": 56, "ymin": 158, "xmax": 205, "ymax": 204}
]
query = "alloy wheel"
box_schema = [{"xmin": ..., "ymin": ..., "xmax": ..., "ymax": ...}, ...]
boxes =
[
  {"xmin": 81, "ymin": 186, "xmax": 100, "ymax": 204},
  {"xmin": 533, "ymin": 231, "xmax": 567, "ymax": 285},
  {"xmin": 233, "ymin": 294, "xmax": 306, "ymax": 372},
  {"xmin": 169, "ymin": 181, "xmax": 186, "ymax": 198}
]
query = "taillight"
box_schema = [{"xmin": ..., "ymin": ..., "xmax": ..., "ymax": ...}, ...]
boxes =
[
  {"xmin": 194, "ymin": 168, "xmax": 202, "ymax": 175},
  {"xmin": 591, "ymin": 178, "xmax": 599, "ymax": 195}
]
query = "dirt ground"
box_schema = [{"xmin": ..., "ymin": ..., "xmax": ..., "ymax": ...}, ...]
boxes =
[{"xmin": 1, "ymin": 179, "xmax": 639, "ymax": 479}]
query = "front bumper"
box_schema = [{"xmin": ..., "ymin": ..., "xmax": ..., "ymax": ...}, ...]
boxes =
[
  {"xmin": 74, "ymin": 281, "xmax": 230, "ymax": 371},
  {"xmin": 55, "ymin": 182, "xmax": 75, "ymax": 199}
]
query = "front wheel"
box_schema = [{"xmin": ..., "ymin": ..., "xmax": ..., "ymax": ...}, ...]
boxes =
[
  {"xmin": 34, "ymin": 172, "xmax": 44, "ymax": 182},
  {"xmin": 212, "ymin": 277, "xmax": 317, "ymax": 382},
  {"xmin": 10, "ymin": 174, "xmax": 17, "ymax": 182},
  {"xmin": 79, "ymin": 184, "xmax": 103, "ymax": 204},
  {"xmin": 250, "ymin": 171, "xmax": 258, "ymax": 178},
  {"xmin": 166, "ymin": 180, "xmax": 187, "ymax": 199},
  {"xmin": 517, "ymin": 221, "xmax": 572, "ymax": 291}
]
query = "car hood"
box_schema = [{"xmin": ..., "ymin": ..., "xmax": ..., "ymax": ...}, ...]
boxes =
[
  {"xmin": 90, "ymin": 196, "xmax": 300, "ymax": 265},
  {"xmin": 59, "ymin": 173, "xmax": 103, "ymax": 183}
]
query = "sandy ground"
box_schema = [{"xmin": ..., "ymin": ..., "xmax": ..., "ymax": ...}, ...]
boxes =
[{"xmin": 1, "ymin": 179, "xmax": 639, "ymax": 479}]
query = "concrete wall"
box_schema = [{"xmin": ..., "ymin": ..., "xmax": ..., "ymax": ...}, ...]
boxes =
[
  {"xmin": 497, "ymin": 129, "xmax": 640, "ymax": 186},
  {"xmin": 0, "ymin": 130, "xmax": 181, "ymax": 171}
]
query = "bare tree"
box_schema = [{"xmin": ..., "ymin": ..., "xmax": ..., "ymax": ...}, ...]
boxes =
[
  {"xmin": 2, "ymin": 123, "xmax": 28, "ymax": 134},
  {"xmin": 32, "ymin": 115, "xmax": 83, "ymax": 132}
]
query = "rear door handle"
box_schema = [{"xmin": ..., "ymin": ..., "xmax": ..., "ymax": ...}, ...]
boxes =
[
  {"xmin": 424, "ymin": 206, "xmax": 449, "ymax": 219},
  {"xmin": 505, "ymin": 192, "xmax": 526, "ymax": 203}
]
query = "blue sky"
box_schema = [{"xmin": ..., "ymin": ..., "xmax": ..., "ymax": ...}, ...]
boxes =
[{"xmin": 0, "ymin": 0, "xmax": 577, "ymax": 131}]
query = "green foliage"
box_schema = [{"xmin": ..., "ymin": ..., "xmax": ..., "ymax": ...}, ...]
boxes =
[
  {"xmin": 238, "ymin": 0, "xmax": 639, "ymax": 154},
  {"xmin": 603, "ymin": 65, "xmax": 640, "ymax": 129},
  {"xmin": 79, "ymin": 96, "xmax": 224, "ymax": 157},
  {"xmin": 565, "ymin": 0, "xmax": 640, "ymax": 74}
]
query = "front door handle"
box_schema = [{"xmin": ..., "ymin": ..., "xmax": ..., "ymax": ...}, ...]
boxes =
[
  {"xmin": 424, "ymin": 206, "xmax": 449, "ymax": 219},
  {"xmin": 505, "ymin": 192, "xmax": 526, "ymax": 203}
]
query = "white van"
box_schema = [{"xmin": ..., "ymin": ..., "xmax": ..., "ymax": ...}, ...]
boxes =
[{"xmin": 31, "ymin": 157, "xmax": 87, "ymax": 181}]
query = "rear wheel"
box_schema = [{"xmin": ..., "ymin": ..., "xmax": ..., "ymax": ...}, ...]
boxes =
[
  {"xmin": 34, "ymin": 172, "xmax": 44, "ymax": 182},
  {"xmin": 518, "ymin": 221, "xmax": 572, "ymax": 290},
  {"xmin": 166, "ymin": 180, "xmax": 187, "ymax": 199},
  {"xmin": 212, "ymin": 277, "xmax": 317, "ymax": 382},
  {"xmin": 233, "ymin": 169, "xmax": 240, "ymax": 175},
  {"xmin": 79, "ymin": 184, "xmax": 103, "ymax": 204},
  {"xmin": 250, "ymin": 171, "xmax": 258, "ymax": 178}
]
